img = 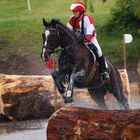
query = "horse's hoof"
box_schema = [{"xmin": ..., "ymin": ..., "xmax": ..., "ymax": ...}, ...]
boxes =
[
  {"xmin": 65, "ymin": 102, "xmax": 73, "ymax": 108},
  {"xmin": 124, "ymin": 103, "xmax": 129, "ymax": 110},
  {"xmin": 64, "ymin": 97, "xmax": 73, "ymax": 103},
  {"xmin": 62, "ymin": 92, "xmax": 66, "ymax": 98}
]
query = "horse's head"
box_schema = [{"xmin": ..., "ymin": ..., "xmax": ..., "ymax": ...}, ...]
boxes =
[{"xmin": 41, "ymin": 18, "xmax": 59, "ymax": 61}]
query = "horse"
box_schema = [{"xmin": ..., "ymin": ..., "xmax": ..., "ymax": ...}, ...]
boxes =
[{"xmin": 41, "ymin": 18, "xmax": 129, "ymax": 110}]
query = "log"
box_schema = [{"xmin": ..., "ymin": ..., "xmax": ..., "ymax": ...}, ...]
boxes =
[
  {"xmin": 0, "ymin": 74, "xmax": 64, "ymax": 121},
  {"xmin": 0, "ymin": 74, "xmax": 54, "ymax": 94},
  {"xmin": 47, "ymin": 107, "xmax": 140, "ymax": 140},
  {"xmin": 0, "ymin": 72, "xmax": 139, "ymax": 121}
]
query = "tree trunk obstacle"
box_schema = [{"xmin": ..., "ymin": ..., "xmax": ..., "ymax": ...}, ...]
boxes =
[
  {"xmin": 0, "ymin": 74, "xmax": 64, "ymax": 121},
  {"xmin": 47, "ymin": 107, "xmax": 140, "ymax": 140},
  {"xmin": 0, "ymin": 69, "xmax": 139, "ymax": 121}
]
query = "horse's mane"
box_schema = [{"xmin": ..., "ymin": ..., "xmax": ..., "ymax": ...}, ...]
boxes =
[
  {"xmin": 51, "ymin": 19, "xmax": 77, "ymax": 44},
  {"xmin": 51, "ymin": 19, "xmax": 75, "ymax": 35}
]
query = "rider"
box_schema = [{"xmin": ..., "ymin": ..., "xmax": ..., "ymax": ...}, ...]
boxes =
[{"xmin": 67, "ymin": 1, "xmax": 110, "ymax": 82}]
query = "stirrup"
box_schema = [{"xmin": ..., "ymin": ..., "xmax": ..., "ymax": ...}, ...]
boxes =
[{"xmin": 101, "ymin": 72, "xmax": 110, "ymax": 82}]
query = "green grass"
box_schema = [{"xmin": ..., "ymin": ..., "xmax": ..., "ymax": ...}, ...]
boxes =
[{"xmin": 0, "ymin": 0, "xmax": 139, "ymax": 64}]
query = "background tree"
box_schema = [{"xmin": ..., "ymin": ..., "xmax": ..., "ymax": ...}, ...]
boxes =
[{"xmin": 105, "ymin": 0, "xmax": 140, "ymax": 33}]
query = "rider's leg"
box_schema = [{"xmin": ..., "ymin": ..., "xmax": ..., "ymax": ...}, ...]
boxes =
[
  {"xmin": 89, "ymin": 37, "xmax": 110, "ymax": 81},
  {"xmin": 97, "ymin": 56, "xmax": 110, "ymax": 81}
]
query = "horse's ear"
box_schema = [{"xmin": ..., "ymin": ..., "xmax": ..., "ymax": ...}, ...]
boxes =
[
  {"xmin": 43, "ymin": 18, "xmax": 48, "ymax": 27},
  {"xmin": 51, "ymin": 19, "xmax": 56, "ymax": 28}
]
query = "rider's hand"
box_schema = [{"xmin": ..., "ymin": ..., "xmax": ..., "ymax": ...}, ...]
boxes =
[{"xmin": 77, "ymin": 34, "xmax": 85, "ymax": 43}]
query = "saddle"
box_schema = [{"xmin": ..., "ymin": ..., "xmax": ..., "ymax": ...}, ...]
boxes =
[{"xmin": 85, "ymin": 42, "xmax": 97, "ymax": 63}]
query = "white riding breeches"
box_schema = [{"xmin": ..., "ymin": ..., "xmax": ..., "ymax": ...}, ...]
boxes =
[
  {"xmin": 91, "ymin": 37, "xmax": 108, "ymax": 68},
  {"xmin": 91, "ymin": 37, "xmax": 102, "ymax": 57}
]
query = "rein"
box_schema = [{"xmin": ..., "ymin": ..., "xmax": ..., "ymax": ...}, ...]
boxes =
[{"xmin": 51, "ymin": 40, "xmax": 79, "ymax": 54}]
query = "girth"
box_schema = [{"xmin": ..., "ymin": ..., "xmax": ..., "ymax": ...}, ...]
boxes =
[{"xmin": 84, "ymin": 63, "xmax": 97, "ymax": 84}]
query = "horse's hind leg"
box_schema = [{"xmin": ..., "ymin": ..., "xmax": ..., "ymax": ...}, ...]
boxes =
[
  {"xmin": 88, "ymin": 88, "xmax": 107, "ymax": 110},
  {"xmin": 112, "ymin": 88, "xmax": 129, "ymax": 109}
]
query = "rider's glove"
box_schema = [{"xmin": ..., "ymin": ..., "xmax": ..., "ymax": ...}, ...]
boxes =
[
  {"xmin": 77, "ymin": 34, "xmax": 85, "ymax": 43},
  {"xmin": 85, "ymin": 35, "xmax": 93, "ymax": 42}
]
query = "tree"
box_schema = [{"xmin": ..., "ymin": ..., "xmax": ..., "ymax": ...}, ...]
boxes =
[
  {"xmin": 105, "ymin": 0, "xmax": 140, "ymax": 32},
  {"xmin": 83, "ymin": 0, "xmax": 106, "ymax": 13}
]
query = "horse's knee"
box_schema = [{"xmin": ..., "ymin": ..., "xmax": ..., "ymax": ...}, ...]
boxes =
[
  {"xmin": 51, "ymin": 71, "xmax": 65, "ymax": 94},
  {"xmin": 51, "ymin": 71, "xmax": 59, "ymax": 80},
  {"xmin": 76, "ymin": 69, "xmax": 85, "ymax": 82}
]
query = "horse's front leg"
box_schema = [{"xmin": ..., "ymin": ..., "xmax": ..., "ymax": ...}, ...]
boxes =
[
  {"xmin": 65, "ymin": 69, "xmax": 85, "ymax": 104},
  {"xmin": 51, "ymin": 71, "xmax": 66, "ymax": 98}
]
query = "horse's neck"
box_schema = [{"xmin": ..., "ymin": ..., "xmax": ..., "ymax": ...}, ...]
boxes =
[{"xmin": 57, "ymin": 24, "xmax": 76, "ymax": 48}]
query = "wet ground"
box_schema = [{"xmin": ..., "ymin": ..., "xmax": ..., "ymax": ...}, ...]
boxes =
[
  {"xmin": 0, "ymin": 101, "xmax": 139, "ymax": 140},
  {"xmin": 0, "ymin": 119, "xmax": 48, "ymax": 140}
]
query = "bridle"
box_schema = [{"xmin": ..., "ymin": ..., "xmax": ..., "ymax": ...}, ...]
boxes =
[
  {"xmin": 42, "ymin": 28, "xmax": 60, "ymax": 53},
  {"xmin": 42, "ymin": 26, "xmax": 85, "ymax": 58}
]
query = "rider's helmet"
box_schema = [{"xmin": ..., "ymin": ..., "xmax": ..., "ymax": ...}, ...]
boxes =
[{"xmin": 70, "ymin": 1, "xmax": 86, "ymax": 12}]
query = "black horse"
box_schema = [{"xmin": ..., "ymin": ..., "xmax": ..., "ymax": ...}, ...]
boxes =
[{"xmin": 41, "ymin": 18, "xmax": 129, "ymax": 109}]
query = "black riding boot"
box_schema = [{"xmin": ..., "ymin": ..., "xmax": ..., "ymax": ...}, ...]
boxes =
[
  {"xmin": 87, "ymin": 43, "xmax": 110, "ymax": 82},
  {"xmin": 97, "ymin": 56, "xmax": 110, "ymax": 82}
]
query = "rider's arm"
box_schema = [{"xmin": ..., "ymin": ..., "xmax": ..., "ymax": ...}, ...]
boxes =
[{"xmin": 84, "ymin": 15, "xmax": 96, "ymax": 42}]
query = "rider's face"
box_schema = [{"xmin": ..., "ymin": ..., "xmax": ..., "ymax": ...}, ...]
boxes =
[{"xmin": 72, "ymin": 10, "xmax": 80, "ymax": 18}]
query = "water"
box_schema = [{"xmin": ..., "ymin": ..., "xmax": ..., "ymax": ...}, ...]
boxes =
[{"xmin": 0, "ymin": 119, "xmax": 48, "ymax": 140}]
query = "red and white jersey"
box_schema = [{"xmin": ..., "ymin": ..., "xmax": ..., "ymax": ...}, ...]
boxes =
[{"xmin": 67, "ymin": 14, "xmax": 96, "ymax": 38}]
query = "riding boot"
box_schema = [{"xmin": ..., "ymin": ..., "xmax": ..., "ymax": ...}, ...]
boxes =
[
  {"xmin": 87, "ymin": 43, "xmax": 110, "ymax": 82},
  {"xmin": 97, "ymin": 56, "xmax": 110, "ymax": 82}
]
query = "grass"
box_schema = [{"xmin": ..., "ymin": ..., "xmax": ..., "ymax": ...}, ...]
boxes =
[{"xmin": 0, "ymin": 0, "xmax": 139, "ymax": 64}]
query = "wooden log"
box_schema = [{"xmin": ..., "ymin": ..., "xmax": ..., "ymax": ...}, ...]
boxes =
[
  {"xmin": 47, "ymin": 107, "xmax": 140, "ymax": 140},
  {"xmin": 0, "ymin": 73, "xmax": 139, "ymax": 121},
  {"xmin": 118, "ymin": 69, "xmax": 130, "ymax": 100},
  {"xmin": 2, "ymin": 91, "xmax": 64, "ymax": 121},
  {"xmin": 0, "ymin": 74, "xmax": 64, "ymax": 121},
  {"xmin": 0, "ymin": 74, "xmax": 54, "ymax": 94}
]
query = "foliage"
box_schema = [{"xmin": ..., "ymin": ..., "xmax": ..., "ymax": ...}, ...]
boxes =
[
  {"xmin": 132, "ymin": 0, "xmax": 140, "ymax": 18},
  {"xmin": 103, "ymin": 0, "xmax": 140, "ymax": 62},
  {"xmin": 105, "ymin": 0, "xmax": 140, "ymax": 33},
  {"xmin": 83, "ymin": 0, "xmax": 94, "ymax": 13},
  {"xmin": 137, "ymin": 60, "xmax": 140, "ymax": 78},
  {"xmin": 89, "ymin": 0, "xmax": 94, "ymax": 13}
]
